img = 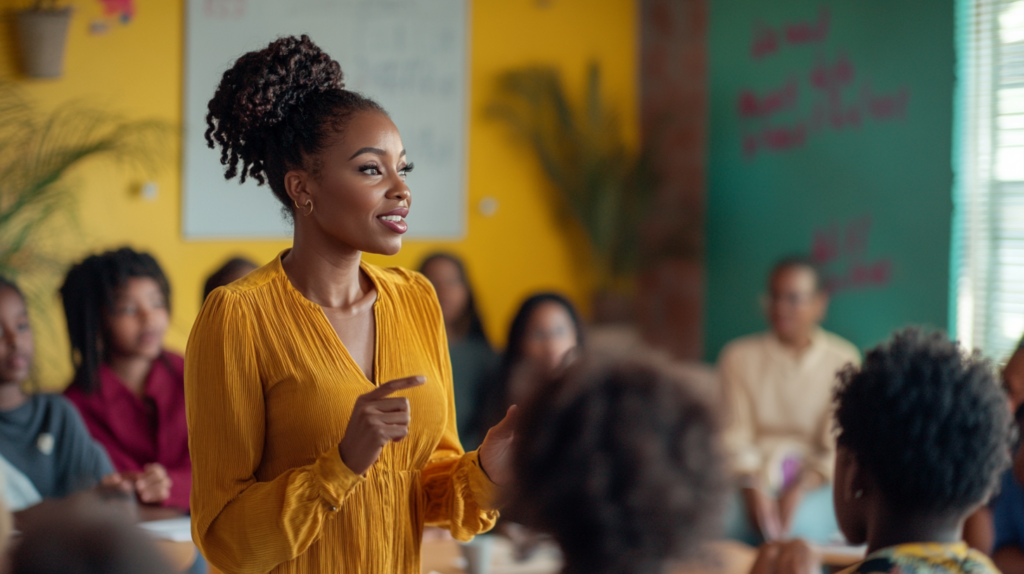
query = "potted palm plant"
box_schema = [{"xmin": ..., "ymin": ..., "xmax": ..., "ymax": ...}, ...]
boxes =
[
  {"xmin": 0, "ymin": 82, "xmax": 168, "ymax": 385},
  {"xmin": 488, "ymin": 63, "xmax": 660, "ymax": 322},
  {"xmin": 15, "ymin": 1, "xmax": 73, "ymax": 78}
]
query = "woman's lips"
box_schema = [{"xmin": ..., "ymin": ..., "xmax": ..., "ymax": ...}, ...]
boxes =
[{"xmin": 378, "ymin": 214, "xmax": 408, "ymax": 234}]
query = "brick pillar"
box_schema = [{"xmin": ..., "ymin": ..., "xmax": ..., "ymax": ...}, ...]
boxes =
[{"xmin": 636, "ymin": 0, "xmax": 708, "ymax": 360}]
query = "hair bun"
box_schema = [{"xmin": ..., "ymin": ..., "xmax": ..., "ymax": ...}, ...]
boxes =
[{"xmin": 205, "ymin": 35, "xmax": 344, "ymax": 184}]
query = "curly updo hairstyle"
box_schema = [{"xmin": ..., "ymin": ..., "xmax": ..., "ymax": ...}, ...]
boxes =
[
  {"xmin": 509, "ymin": 354, "xmax": 727, "ymax": 574},
  {"xmin": 205, "ymin": 35, "xmax": 386, "ymax": 214},
  {"xmin": 834, "ymin": 328, "xmax": 1014, "ymax": 517}
]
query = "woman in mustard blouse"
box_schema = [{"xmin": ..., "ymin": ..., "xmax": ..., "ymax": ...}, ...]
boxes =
[{"xmin": 186, "ymin": 36, "xmax": 516, "ymax": 574}]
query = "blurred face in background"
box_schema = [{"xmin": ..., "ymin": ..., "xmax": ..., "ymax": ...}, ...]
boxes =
[
  {"xmin": 222, "ymin": 262, "xmax": 257, "ymax": 287},
  {"xmin": 766, "ymin": 265, "xmax": 827, "ymax": 347},
  {"xmin": 103, "ymin": 277, "xmax": 169, "ymax": 362},
  {"xmin": 521, "ymin": 302, "xmax": 578, "ymax": 373},
  {"xmin": 421, "ymin": 258, "xmax": 469, "ymax": 329},
  {"xmin": 1004, "ymin": 349, "xmax": 1024, "ymax": 412},
  {"xmin": 0, "ymin": 287, "xmax": 32, "ymax": 385}
]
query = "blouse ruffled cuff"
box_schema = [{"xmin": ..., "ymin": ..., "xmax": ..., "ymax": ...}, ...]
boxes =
[
  {"xmin": 464, "ymin": 450, "xmax": 499, "ymax": 511},
  {"xmin": 313, "ymin": 447, "xmax": 366, "ymax": 510}
]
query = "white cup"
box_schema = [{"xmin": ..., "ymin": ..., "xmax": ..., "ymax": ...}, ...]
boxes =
[{"xmin": 460, "ymin": 534, "xmax": 495, "ymax": 574}]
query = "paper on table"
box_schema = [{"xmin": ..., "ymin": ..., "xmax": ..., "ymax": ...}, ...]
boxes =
[
  {"xmin": 138, "ymin": 517, "xmax": 193, "ymax": 543},
  {"xmin": 812, "ymin": 543, "xmax": 867, "ymax": 558}
]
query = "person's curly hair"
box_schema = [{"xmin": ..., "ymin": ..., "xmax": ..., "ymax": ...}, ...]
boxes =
[
  {"xmin": 205, "ymin": 35, "xmax": 385, "ymax": 213},
  {"xmin": 509, "ymin": 354, "xmax": 727, "ymax": 574},
  {"xmin": 834, "ymin": 328, "xmax": 1014, "ymax": 517}
]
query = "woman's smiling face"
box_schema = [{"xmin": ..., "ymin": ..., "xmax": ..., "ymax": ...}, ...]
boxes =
[{"xmin": 289, "ymin": 110, "xmax": 413, "ymax": 256}]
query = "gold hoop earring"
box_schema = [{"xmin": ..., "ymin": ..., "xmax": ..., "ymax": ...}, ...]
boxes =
[{"xmin": 293, "ymin": 199, "xmax": 314, "ymax": 216}]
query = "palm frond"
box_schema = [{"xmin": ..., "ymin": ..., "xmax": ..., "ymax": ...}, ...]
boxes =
[
  {"xmin": 0, "ymin": 82, "xmax": 171, "ymax": 283},
  {"xmin": 0, "ymin": 81, "xmax": 170, "ymax": 386},
  {"xmin": 487, "ymin": 63, "xmax": 660, "ymax": 288}
]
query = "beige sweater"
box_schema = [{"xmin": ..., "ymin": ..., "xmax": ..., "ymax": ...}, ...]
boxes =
[{"xmin": 718, "ymin": 329, "xmax": 860, "ymax": 492}]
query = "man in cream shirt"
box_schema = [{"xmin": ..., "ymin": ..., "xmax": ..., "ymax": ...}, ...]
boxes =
[{"xmin": 719, "ymin": 257, "xmax": 860, "ymax": 544}]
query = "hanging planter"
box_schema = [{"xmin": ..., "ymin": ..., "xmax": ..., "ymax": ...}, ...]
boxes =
[{"xmin": 15, "ymin": 3, "xmax": 73, "ymax": 79}]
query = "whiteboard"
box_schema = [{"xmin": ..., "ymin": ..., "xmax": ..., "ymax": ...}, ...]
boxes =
[{"xmin": 182, "ymin": 0, "xmax": 467, "ymax": 239}]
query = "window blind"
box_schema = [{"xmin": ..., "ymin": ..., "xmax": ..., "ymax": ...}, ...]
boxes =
[{"xmin": 956, "ymin": 0, "xmax": 1024, "ymax": 361}]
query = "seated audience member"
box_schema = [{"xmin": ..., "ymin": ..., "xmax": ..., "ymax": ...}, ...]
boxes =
[
  {"xmin": 201, "ymin": 256, "xmax": 257, "ymax": 302},
  {"xmin": 61, "ymin": 248, "xmax": 189, "ymax": 510},
  {"xmin": 471, "ymin": 292, "xmax": 583, "ymax": 450},
  {"xmin": 961, "ymin": 340, "xmax": 1024, "ymax": 557},
  {"xmin": 0, "ymin": 497, "xmax": 9, "ymax": 551},
  {"xmin": 419, "ymin": 253, "xmax": 498, "ymax": 440},
  {"xmin": 10, "ymin": 492, "xmax": 175, "ymax": 574},
  {"xmin": 719, "ymin": 256, "xmax": 859, "ymax": 544},
  {"xmin": 1005, "ymin": 337, "xmax": 1024, "ymax": 412},
  {"xmin": 0, "ymin": 277, "xmax": 125, "ymax": 513},
  {"xmin": 507, "ymin": 353, "xmax": 727, "ymax": 574},
  {"xmin": 981, "ymin": 402, "xmax": 1024, "ymax": 572},
  {"xmin": 754, "ymin": 328, "xmax": 1012, "ymax": 574}
]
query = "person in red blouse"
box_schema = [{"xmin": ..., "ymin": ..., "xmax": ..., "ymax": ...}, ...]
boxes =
[{"xmin": 60, "ymin": 248, "xmax": 190, "ymax": 510}]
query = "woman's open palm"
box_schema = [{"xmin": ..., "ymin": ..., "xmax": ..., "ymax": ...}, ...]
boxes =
[{"xmin": 478, "ymin": 405, "xmax": 518, "ymax": 486}]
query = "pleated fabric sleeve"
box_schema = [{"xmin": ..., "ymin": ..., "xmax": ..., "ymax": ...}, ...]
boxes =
[{"xmin": 185, "ymin": 255, "xmax": 499, "ymax": 574}]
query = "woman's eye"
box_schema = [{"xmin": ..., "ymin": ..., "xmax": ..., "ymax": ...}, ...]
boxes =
[
  {"xmin": 17, "ymin": 321, "xmax": 30, "ymax": 332},
  {"xmin": 399, "ymin": 162, "xmax": 415, "ymax": 177},
  {"xmin": 359, "ymin": 165, "xmax": 381, "ymax": 176},
  {"xmin": 117, "ymin": 306, "xmax": 136, "ymax": 316}
]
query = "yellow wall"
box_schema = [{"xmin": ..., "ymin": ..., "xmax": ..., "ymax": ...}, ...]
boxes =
[{"xmin": 0, "ymin": 0, "xmax": 637, "ymax": 390}]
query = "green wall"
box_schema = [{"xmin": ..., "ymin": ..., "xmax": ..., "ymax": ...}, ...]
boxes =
[{"xmin": 705, "ymin": 0, "xmax": 955, "ymax": 360}]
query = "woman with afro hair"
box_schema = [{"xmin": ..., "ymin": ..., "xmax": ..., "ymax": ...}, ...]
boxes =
[
  {"xmin": 752, "ymin": 328, "xmax": 1014, "ymax": 574},
  {"xmin": 186, "ymin": 35, "xmax": 515, "ymax": 573}
]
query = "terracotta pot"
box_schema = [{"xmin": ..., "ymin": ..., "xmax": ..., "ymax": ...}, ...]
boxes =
[{"xmin": 15, "ymin": 8, "xmax": 72, "ymax": 79}]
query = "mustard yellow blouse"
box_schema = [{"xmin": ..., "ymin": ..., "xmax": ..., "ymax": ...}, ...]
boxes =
[{"xmin": 185, "ymin": 254, "xmax": 499, "ymax": 574}]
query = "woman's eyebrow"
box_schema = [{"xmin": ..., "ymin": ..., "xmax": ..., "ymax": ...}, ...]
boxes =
[{"xmin": 348, "ymin": 147, "xmax": 407, "ymax": 160}]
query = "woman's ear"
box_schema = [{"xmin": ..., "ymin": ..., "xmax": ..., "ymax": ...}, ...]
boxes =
[
  {"xmin": 836, "ymin": 447, "xmax": 859, "ymax": 502},
  {"xmin": 834, "ymin": 445, "xmax": 870, "ymax": 545},
  {"xmin": 284, "ymin": 169, "xmax": 311, "ymax": 207},
  {"xmin": 847, "ymin": 451, "xmax": 869, "ymax": 501}
]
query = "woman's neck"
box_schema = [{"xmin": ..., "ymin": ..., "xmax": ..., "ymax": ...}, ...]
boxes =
[
  {"xmin": 283, "ymin": 233, "xmax": 368, "ymax": 309},
  {"xmin": 106, "ymin": 354, "xmax": 155, "ymax": 397},
  {"xmin": 0, "ymin": 381, "xmax": 28, "ymax": 411},
  {"xmin": 866, "ymin": 509, "xmax": 964, "ymax": 555}
]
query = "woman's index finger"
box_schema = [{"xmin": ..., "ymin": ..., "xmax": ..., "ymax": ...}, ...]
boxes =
[{"xmin": 363, "ymin": 375, "xmax": 426, "ymax": 400}]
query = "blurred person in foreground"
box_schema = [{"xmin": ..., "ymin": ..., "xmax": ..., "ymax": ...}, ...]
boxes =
[
  {"xmin": 507, "ymin": 353, "xmax": 727, "ymax": 574},
  {"xmin": 11, "ymin": 491, "xmax": 174, "ymax": 574},
  {"xmin": 202, "ymin": 257, "xmax": 258, "ymax": 302},
  {"xmin": 419, "ymin": 253, "xmax": 498, "ymax": 441},
  {"xmin": 470, "ymin": 292, "xmax": 583, "ymax": 450},
  {"xmin": 752, "ymin": 329, "xmax": 1012, "ymax": 574},
  {"xmin": 719, "ymin": 256, "xmax": 859, "ymax": 544}
]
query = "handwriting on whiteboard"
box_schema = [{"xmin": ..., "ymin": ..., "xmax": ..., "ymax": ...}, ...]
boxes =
[
  {"xmin": 738, "ymin": 6, "xmax": 910, "ymax": 159},
  {"xmin": 203, "ymin": 0, "xmax": 246, "ymax": 19},
  {"xmin": 811, "ymin": 215, "xmax": 892, "ymax": 293}
]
